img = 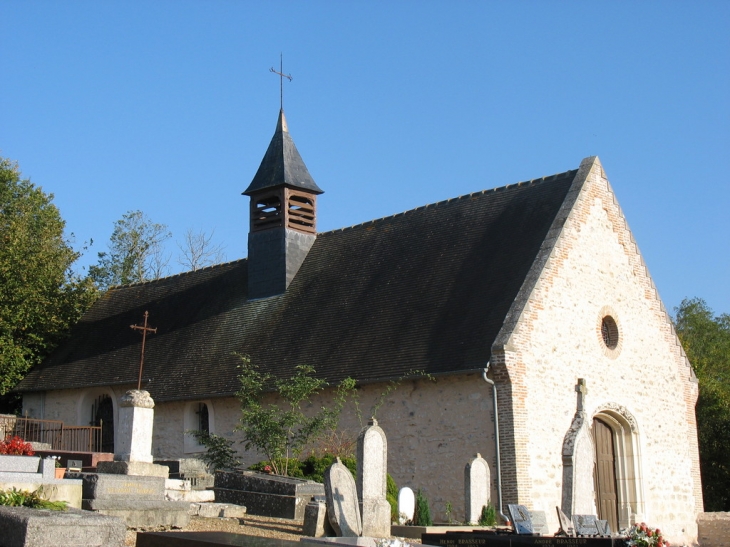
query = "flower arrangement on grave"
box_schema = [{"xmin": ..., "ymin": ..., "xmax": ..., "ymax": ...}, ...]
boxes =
[
  {"xmin": 626, "ymin": 522, "xmax": 669, "ymax": 547},
  {"xmin": 0, "ymin": 435, "xmax": 35, "ymax": 456},
  {"xmin": 0, "ymin": 486, "xmax": 67, "ymax": 511}
]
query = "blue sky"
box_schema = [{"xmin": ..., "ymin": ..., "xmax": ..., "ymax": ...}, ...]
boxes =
[{"xmin": 2, "ymin": 1, "xmax": 729, "ymax": 315}]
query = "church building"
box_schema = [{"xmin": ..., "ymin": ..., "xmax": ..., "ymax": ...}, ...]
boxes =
[{"xmin": 16, "ymin": 109, "xmax": 703, "ymax": 543}]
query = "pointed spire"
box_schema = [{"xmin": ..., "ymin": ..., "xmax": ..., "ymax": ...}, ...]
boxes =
[{"xmin": 243, "ymin": 110, "xmax": 323, "ymax": 196}]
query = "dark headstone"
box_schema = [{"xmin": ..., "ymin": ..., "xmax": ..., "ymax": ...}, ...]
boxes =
[
  {"xmin": 572, "ymin": 514, "xmax": 600, "ymax": 536},
  {"xmin": 422, "ymin": 530, "xmax": 626, "ymax": 546},
  {"xmin": 507, "ymin": 504, "xmax": 533, "ymax": 535}
]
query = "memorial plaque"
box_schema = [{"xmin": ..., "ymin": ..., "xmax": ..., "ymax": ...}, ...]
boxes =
[
  {"xmin": 528, "ymin": 510, "xmax": 549, "ymax": 535},
  {"xmin": 507, "ymin": 504, "xmax": 533, "ymax": 535},
  {"xmin": 572, "ymin": 514, "xmax": 600, "ymax": 536},
  {"xmin": 556, "ymin": 506, "xmax": 575, "ymax": 537},
  {"xmin": 596, "ymin": 519, "xmax": 611, "ymax": 536}
]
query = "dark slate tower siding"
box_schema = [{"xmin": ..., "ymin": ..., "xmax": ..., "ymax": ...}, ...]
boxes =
[
  {"xmin": 247, "ymin": 228, "xmax": 316, "ymax": 299},
  {"xmin": 243, "ymin": 110, "xmax": 323, "ymax": 299}
]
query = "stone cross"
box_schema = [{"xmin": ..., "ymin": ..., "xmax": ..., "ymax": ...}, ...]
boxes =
[
  {"xmin": 356, "ymin": 418, "xmax": 391, "ymax": 537},
  {"xmin": 130, "ymin": 311, "xmax": 157, "ymax": 390},
  {"xmin": 464, "ymin": 453, "xmax": 491, "ymax": 524},
  {"xmin": 575, "ymin": 378, "xmax": 587, "ymax": 412}
]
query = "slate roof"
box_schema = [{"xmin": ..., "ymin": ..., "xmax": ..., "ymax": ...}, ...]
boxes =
[
  {"xmin": 17, "ymin": 168, "xmax": 577, "ymax": 402},
  {"xmin": 243, "ymin": 109, "xmax": 324, "ymax": 196}
]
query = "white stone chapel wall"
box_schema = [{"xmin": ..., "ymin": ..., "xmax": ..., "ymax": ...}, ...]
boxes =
[{"xmin": 496, "ymin": 157, "xmax": 701, "ymax": 544}]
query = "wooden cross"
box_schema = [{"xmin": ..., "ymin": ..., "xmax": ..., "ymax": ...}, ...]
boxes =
[
  {"xmin": 130, "ymin": 311, "xmax": 157, "ymax": 390},
  {"xmin": 270, "ymin": 53, "xmax": 292, "ymax": 110}
]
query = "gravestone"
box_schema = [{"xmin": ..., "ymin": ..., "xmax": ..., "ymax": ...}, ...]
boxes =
[
  {"xmin": 507, "ymin": 504, "xmax": 533, "ymax": 535},
  {"xmin": 0, "ymin": 505, "xmax": 126, "ymax": 547},
  {"xmin": 596, "ymin": 519, "xmax": 611, "ymax": 536},
  {"xmin": 356, "ymin": 418, "xmax": 390, "ymax": 537},
  {"xmin": 397, "ymin": 486, "xmax": 415, "ymax": 524},
  {"xmin": 303, "ymin": 497, "xmax": 336, "ymax": 537},
  {"xmin": 96, "ymin": 390, "xmax": 168, "ymax": 478},
  {"xmin": 556, "ymin": 506, "xmax": 575, "ymax": 537},
  {"xmin": 324, "ymin": 458, "xmax": 362, "ymax": 537},
  {"xmin": 69, "ymin": 472, "xmax": 190, "ymax": 528},
  {"xmin": 528, "ymin": 510, "xmax": 549, "ymax": 535},
  {"xmin": 464, "ymin": 453, "xmax": 490, "ymax": 524},
  {"xmin": 214, "ymin": 470, "xmax": 323, "ymax": 520},
  {"xmin": 561, "ymin": 379, "xmax": 597, "ymax": 517},
  {"xmin": 572, "ymin": 514, "xmax": 600, "ymax": 536}
]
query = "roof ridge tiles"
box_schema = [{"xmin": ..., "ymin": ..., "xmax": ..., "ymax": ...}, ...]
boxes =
[
  {"xmin": 322, "ymin": 167, "xmax": 577, "ymax": 235},
  {"xmin": 107, "ymin": 257, "xmax": 248, "ymax": 291}
]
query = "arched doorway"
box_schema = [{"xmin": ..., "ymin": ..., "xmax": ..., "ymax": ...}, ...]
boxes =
[
  {"xmin": 593, "ymin": 417, "xmax": 619, "ymax": 531},
  {"xmin": 92, "ymin": 394, "xmax": 115, "ymax": 453},
  {"xmin": 592, "ymin": 405, "xmax": 644, "ymax": 530}
]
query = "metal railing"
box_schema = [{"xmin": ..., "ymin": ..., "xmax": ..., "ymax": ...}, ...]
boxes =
[{"xmin": 0, "ymin": 415, "xmax": 102, "ymax": 452}]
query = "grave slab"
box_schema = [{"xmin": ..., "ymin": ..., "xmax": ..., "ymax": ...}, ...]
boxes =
[
  {"xmin": 507, "ymin": 504, "xmax": 533, "ymax": 535},
  {"xmin": 528, "ymin": 511, "xmax": 549, "ymax": 535},
  {"xmin": 136, "ymin": 532, "xmax": 303, "ymax": 547},
  {"xmin": 422, "ymin": 531, "xmax": 628, "ymax": 546},
  {"xmin": 71, "ymin": 472, "xmax": 166, "ymax": 500},
  {"xmin": 0, "ymin": 505, "xmax": 125, "ymax": 547},
  {"xmin": 572, "ymin": 514, "xmax": 600, "ymax": 536},
  {"xmin": 83, "ymin": 498, "xmax": 191, "ymax": 527}
]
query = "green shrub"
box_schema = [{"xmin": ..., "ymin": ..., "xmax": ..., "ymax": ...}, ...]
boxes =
[
  {"xmin": 413, "ymin": 488, "xmax": 432, "ymax": 526},
  {"xmin": 187, "ymin": 430, "xmax": 241, "ymax": 471},
  {"xmin": 386, "ymin": 473, "xmax": 398, "ymax": 523},
  {"xmin": 478, "ymin": 503, "xmax": 497, "ymax": 526},
  {"xmin": 250, "ymin": 454, "xmax": 357, "ymax": 483}
]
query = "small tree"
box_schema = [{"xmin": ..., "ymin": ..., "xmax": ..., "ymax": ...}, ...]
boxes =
[
  {"xmin": 177, "ymin": 228, "xmax": 225, "ymax": 272},
  {"xmin": 413, "ymin": 488, "xmax": 433, "ymax": 526},
  {"xmin": 186, "ymin": 430, "xmax": 241, "ymax": 471},
  {"xmin": 235, "ymin": 355, "xmax": 354, "ymax": 476}
]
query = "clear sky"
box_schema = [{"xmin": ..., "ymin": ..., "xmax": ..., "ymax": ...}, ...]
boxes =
[{"xmin": 2, "ymin": 1, "xmax": 729, "ymax": 315}]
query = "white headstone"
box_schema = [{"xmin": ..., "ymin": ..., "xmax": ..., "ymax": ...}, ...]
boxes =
[
  {"xmin": 397, "ymin": 487, "xmax": 415, "ymax": 525},
  {"xmin": 324, "ymin": 458, "xmax": 362, "ymax": 537},
  {"xmin": 464, "ymin": 453, "xmax": 490, "ymax": 524},
  {"xmin": 356, "ymin": 418, "xmax": 391, "ymax": 537},
  {"xmin": 115, "ymin": 389, "xmax": 155, "ymax": 463}
]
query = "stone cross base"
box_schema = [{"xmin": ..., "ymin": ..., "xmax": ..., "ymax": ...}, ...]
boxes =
[
  {"xmin": 97, "ymin": 460, "xmax": 169, "ymax": 478},
  {"xmin": 361, "ymin": 498, "xmax": 392, "ymax": 537}
]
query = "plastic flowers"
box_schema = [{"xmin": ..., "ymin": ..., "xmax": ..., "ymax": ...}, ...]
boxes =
[{"xmin": 626, "ymin": 522, "xmax": 670, "ymax": 547}]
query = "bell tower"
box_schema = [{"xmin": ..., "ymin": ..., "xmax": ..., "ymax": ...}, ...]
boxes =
[{"xmin": 243, "ymin": 109, "xmax": 324, "ymax": 299}]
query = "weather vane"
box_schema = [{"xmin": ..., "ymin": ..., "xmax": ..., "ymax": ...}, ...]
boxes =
[{"xmin": 270, "ymin": 53, "xmax": 292, "ymax": 110}]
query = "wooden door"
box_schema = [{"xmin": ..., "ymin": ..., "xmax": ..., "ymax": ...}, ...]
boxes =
[{"xmin": 593, "ymin": 417, "xmax": 619, "ymax": 532}]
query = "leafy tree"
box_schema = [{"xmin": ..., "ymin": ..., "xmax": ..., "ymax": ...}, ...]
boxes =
[
  {"xmin": 177, "ymin": 228, "xmax": 226, "ymax": 272},
  {"xmin": 89, "ymin": 210, "xmax": 171, "ymax": 290},
  {"xmin": 413, "ymin": 488, "xmax": 433, "ymax": 526},
  {"xmin": 0, "ymin": 156, "xmax": 97, "ymax": 399},
  {"xmin": 674, "ymin": 297, "xmax": 730, "ymax": 511},
  {"xmin": 235, "ymin": 355, "xmax": 354, "ymax": 476}
]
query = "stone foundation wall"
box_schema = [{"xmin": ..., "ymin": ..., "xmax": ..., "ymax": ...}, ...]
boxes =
[{"xmin": 698, "ymin": 512, "xmax": 730, "ymax": 547}]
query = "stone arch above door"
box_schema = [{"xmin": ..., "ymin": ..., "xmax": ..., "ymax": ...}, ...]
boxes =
[
  {"xmin": 77, "ymin": 387, "xmax": 118, "ymax": 454},
  {"xmin": 592, "ymin": 403, "xmax": 644, "ymax": 531}
]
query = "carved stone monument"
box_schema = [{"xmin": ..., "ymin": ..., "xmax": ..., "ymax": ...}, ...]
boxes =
[
  {"xmin": 464, "ymin": 453, "xmax": 490, "ymax": 524},
  {"xmin": 97, "ymin": 390, "xmax": 168, "ymax": 478},
  {"xmin": 397, "ymin": 486, "xmax": 415, "ymax": 525},
  {"xmin": 356, "ymin": 418, "xmax": 391, "ymax": 537},
  {"xmin": 324, "ymin": 458, "xmax": 362, "ymax": 537},
  {"xmin": 561, "ymin": 379, "xmax": 597, "ymax": 516}
]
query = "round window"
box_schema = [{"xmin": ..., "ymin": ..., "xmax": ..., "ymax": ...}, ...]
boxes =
[{"xmin": 601, "ymin": 316, "xmax": 619, "ymax": 349}]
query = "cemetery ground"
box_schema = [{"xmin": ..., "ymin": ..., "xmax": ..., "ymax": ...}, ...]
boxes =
[{"xmin": 122, "ymin": 512, "xmax": 417, "ymax": 547}]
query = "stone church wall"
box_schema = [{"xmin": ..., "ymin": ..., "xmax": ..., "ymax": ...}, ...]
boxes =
[
  {"xmin": 493, "ymin": 157, "xmax": 701, "ymax": 544},
  {"xmin": 28, "ymin": 373, "xmax": 498, "ymax": 523}
]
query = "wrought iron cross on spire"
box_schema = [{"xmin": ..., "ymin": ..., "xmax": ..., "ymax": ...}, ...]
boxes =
[
  {"xmin": 270, "ymin": 54, "xmax": 292, "ymax": 110},
  {"xmin": 130, "ymin": 311, "xmax": 157, "ymax": 390}
]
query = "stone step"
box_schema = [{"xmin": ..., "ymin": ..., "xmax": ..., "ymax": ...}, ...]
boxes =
[{"xmin": 83, "ymin": 499, "xmax": 191, "ymax": 528}]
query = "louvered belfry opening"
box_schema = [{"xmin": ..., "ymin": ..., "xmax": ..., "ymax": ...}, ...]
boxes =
[
  {"xmin": 250, "ymin": 187, "xmax": 316, "ymax": 234},
  {"xmin": 286, "ymin": 188, "xmax": 316, "ymax": 233}
]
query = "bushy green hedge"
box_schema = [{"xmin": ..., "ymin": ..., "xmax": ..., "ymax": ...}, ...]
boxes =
[{"xmin": 250, "ymin": 454, "xmax": 357, "ymax": 482}]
